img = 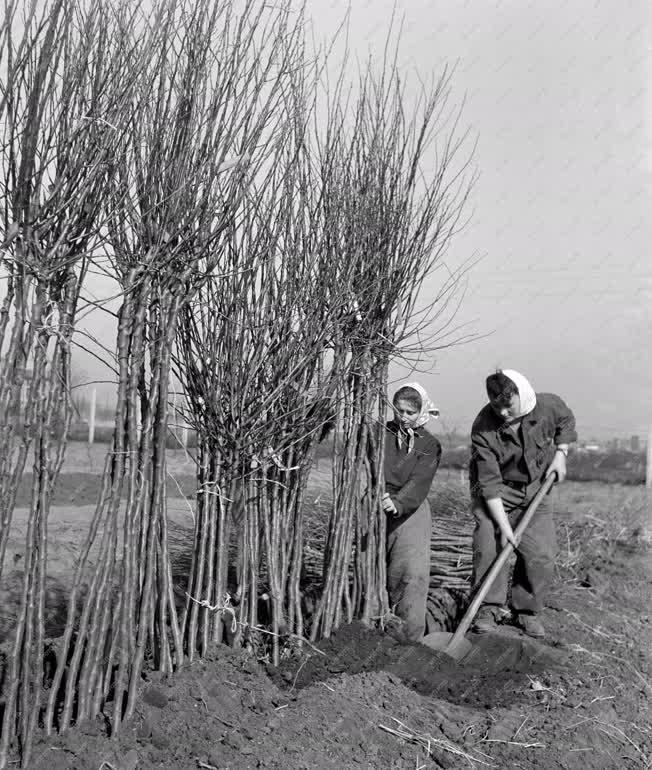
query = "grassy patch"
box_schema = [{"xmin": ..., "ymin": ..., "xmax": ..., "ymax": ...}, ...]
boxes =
[{"xmin": 555, "ymin": 484, "xmax": 651, "ymax": 583}]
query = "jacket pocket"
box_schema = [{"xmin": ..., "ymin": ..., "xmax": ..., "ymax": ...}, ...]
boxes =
[
  {"xmin": 532, "ymin": 430, "xmax": 552, "ymax": 469},
  {"xmin": 532, "ymin": 425, "xmax": 552, "ymax": 470}
]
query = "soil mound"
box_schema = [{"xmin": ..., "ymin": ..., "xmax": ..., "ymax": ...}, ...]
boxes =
[
  {"xmin": 22, "ymin": 546, "xmax": 652, "ymax": 770},
  {"xmin": 28, "ymin": 639, "xmax": 483, "ymax": 770},
  {"xmin": 27, "ymin": 622, "xmax": 570, "ymax": 770},
  {"xmin": 274, "ymin": 621, "xmax": 566, "ymax": 709}
]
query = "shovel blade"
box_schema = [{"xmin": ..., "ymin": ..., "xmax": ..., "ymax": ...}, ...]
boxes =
[{"xmin": 421, "ymin": 631, "xmax": 473, "ymax": 662}]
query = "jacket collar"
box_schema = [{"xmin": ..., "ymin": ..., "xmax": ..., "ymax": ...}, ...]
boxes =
[{"xmin": 387, "ymin": 419, "xmax": 424, "ymax": 436}]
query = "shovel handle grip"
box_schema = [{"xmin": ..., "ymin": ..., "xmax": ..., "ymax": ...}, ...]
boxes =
[{"xmin": 446, "ymin": 473, "xmax": 557, "ymax": 650}]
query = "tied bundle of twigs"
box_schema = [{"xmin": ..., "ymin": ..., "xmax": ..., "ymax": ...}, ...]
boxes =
[
  {"xmin": 299, "ymin": 504, "xmax": 474, "ymax": 590},
  {"xmin": 172, "ymin": 70, "xmax": 352, "ymax": 664},
  {"xmin": 0, "ymin": 1, "xmax": 141, "ymax": 765},
  {"xmin": 297, "ymin": 506, "xmax": 474, "ymax": 634},
  {"xmin": 174, "ymin": 29, "xmax": 474, "ymax": 659},
  {"xmin": 430, "ymin": 517, "xmax": 473, "ymax": 591},
  {"xmin": 307, "ymin": 52, "xmax": 475, "ymax": 641}
]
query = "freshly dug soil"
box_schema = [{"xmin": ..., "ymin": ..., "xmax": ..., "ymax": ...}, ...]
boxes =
[
  {"xmin": 27, "ymin": 629, "xmax": 549, "ymax": 770},
  {"xmin": 271, "ymin": 620, "xmax": 565, "ymax": 709},
  {"xmin": 26, "ymin": 545, "xmax": 652, "ymax": 770}
]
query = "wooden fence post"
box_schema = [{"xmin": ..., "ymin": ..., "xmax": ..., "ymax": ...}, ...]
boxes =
[
  {"xmin": 646, "ymin": 425, "xmax": 652, "ymax": 490},
  {"xmin": 88, "ymin": 387, "xmax": 97, "ymax": 445}
]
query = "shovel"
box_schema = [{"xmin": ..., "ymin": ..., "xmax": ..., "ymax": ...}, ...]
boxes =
[{"xmin": 421, "ymin": 472, "xmax": 557, "ymax": 661}]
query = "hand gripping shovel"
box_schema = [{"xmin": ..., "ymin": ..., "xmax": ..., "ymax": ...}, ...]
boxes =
[{"xmin": 421, "ymin": 473, "xmax": 557, "ymax": 661}]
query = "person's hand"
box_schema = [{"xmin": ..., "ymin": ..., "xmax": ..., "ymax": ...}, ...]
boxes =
[
  {"xmin": 500, "ymin": 525, "xmax": 519, "ymax": 549},
  {"xmin": 546, "ymin": 451, "xmax": 567, "ymax": 483},
  {"xmin": 382, "ymin": 493, "xmax": 398, "ymax": 516}
]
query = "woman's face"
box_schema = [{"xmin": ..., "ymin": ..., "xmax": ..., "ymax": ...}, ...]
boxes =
[
  {"xmin": 490, "ymin": 394, "xmax": 521, "ymax": 422},
  {"xmin": 393, "ymin": 398, "xmax": 420, "ymax": 428}
]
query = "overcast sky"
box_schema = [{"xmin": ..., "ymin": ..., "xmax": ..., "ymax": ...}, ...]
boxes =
[
  {"xmin": 78, "ymin": 0, "xmax": 651, "ymax": 441},
  {"xmin": 301, "ymin": 0, "xmax": 650, "ymax": 440}
]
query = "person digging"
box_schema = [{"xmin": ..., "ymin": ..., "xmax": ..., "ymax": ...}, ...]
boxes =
[
  {"xmin": 469, "ymin": 369, "xmax": 577, "ymax": 639},
  {"xmin": 381, "ymin": 383, "xmax": 441, "ymax": 641}
]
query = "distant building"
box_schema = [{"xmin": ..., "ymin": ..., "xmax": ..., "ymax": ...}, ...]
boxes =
[{"xmin": 630, "ymin": 435, "xmax": 641, "ymax": 452}]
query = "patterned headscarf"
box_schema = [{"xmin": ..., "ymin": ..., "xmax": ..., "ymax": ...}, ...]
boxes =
[{"xmin": 393, "ymin": 381, "xmax": 439, "ymax": 453}]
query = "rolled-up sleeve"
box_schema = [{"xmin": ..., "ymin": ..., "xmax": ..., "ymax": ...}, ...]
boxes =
[
  {"xmin": 470, "ymin": 432, "xmax": 503, "ymax": 500},
  {"xmin": 550, "ymin": 394, "xmax": 577, "ymax": 445}
]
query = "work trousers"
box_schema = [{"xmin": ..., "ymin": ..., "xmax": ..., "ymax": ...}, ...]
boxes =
[
  {"xmin": 471, "ymin": 484, "xmax": 556, "ymax": 613},
  {"xmin": 386, "ymin": 499, "xmax": 432, "ymax": 640}
]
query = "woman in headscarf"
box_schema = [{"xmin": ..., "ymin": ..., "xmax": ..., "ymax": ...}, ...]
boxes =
[
  {"xmin": 383, "ymin": 383, "xmax": 441, "ymax": 641},
  {"xmin": 469, "ymin": 369, "xmax": 577, "ymax": 638}
]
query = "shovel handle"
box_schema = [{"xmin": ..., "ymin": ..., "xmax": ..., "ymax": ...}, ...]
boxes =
[{"xmin": 446, "ymin": 473, "xmax": 557, "ymax": 650}]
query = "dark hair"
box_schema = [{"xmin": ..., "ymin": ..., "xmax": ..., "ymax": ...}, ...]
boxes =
[
  {"xmin": 393, "ymin": 386, "xmax": 422, "ymax": 411},
  {"xmin": 486, "ymin": 371, "xmax": 518, "ymax": 407}
]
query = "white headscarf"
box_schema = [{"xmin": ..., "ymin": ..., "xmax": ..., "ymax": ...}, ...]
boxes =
[
  {"xmin": 500, "ymin": 369, "xmax": 537, "ymax": 418},
  {"xmin": 393, "ymin": 381, "xmax": 439, "ymax": 453}
]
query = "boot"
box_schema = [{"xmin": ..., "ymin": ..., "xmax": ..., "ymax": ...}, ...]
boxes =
[
  {"xmin": 472, "ymin": 604, "xmax": 509, "ymax": 634},
  {"xmin": 517, "ymin": 612, "xmax": 545, "ymax": 638}
]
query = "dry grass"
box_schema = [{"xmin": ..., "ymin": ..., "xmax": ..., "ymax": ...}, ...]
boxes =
[
  {"xmin": 555, "ymin": 483, "xmax": 651, "ymax": 582},
  {"xmin": 379, "ymin": 716, "xmax": 495, "ymax": 767}
]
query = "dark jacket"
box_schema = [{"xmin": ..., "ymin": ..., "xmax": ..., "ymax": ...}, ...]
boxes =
[
  {"xmin": 384, "ymin": 421, "xmax": 442, "ymax": 516},
  {"xmin": 469, "ymin": 392, "xmax": 577, "ymax": 501}
]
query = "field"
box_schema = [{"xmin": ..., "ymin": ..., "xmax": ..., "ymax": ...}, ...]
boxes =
[
  {"xmin": 438, "ymin": 446, "xmax": 648, "ymax": 486},
  {"xmin": 2, "ymin": 442, "xmax": 651, "ymax": 769}
]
